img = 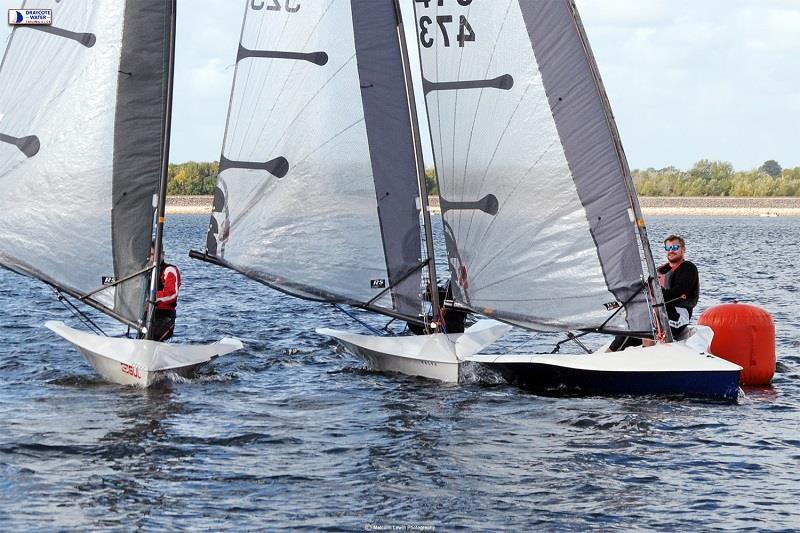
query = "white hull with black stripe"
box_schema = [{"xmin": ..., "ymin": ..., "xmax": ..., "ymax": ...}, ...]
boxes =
[{"xmin": 466, "ymin": 326, "xmax": 742, "ymax": 402}]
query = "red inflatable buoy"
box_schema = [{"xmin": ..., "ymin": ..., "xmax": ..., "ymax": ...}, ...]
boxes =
[{"xmin": 698, "ymin": 303, "xmax": 775, "ymax": 386}]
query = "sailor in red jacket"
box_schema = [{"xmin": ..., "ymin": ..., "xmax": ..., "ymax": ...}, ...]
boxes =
[{"xmin": 151, "ymin": 246, "xmax": 181, "ymax": 341}]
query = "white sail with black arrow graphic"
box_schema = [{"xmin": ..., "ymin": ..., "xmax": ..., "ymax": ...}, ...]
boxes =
[
  {"xmin": 413, "ymin": 0, "xmax": 668, "ymax": 337},
  {"xmin": 0, "ymin": 0, "xmax": 243, "ymax": 387},
  {"xmin": 0, "ymin": 0, "xmax": 171, "ymax": 327},
  {"xmin": 410, "ymin": 1, "xmax": 740, "ymax": 400},
  {"xmin": 195, "ymin": 0, "xmax": 428, "ymax": 322},
  {"xmin": 191, "ymin": 0, "xmax": 513, "ymax": 383}
]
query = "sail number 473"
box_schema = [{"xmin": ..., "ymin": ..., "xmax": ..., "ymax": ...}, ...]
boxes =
[{"xmin": 416, "ymin": 0, "xmax": 475, "ymax": 48}]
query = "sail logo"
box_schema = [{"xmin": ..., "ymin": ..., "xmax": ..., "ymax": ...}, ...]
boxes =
[
  {"xmin": 7, "ymin": 9, "xmax": 52, "ymax": 25},
  {"xmin": 370, "ymin": 279, "xmax": 386, "ymax": 289},
  {"xmin": 101, "ymin": 276, "xmax": 116, "ymax": 285}
]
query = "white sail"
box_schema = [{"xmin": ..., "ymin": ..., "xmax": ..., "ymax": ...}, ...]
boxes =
[
  {"xmin": 202, "ymin": 0, "xmax": 425, "ymax": 320},
  {"xmin": 413, "ymin": 0, "xmax": 652, "ymax": 334},
  {"xmin": 0, "ymin": 0, "xmax": 173, "ymax": 326}
]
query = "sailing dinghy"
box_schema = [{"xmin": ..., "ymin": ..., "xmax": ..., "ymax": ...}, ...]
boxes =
[
  {"xmin": 0, "ymin": 0, "xmax": 242, "ymax": 387},
  {"xmin": 190, "ymin": 0, "xmax": 509, "ymax": 382},
  {"xmin": 411, "ymin": 0, "xmax": 740, "ymax": 400}
]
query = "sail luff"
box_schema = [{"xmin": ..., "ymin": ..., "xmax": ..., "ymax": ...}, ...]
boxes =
[
  {"xmin": 144, "ymin": 0, "xmax": 178, "ymax": 339},
  {"xmin": 391, "ymin": 0, "xmax": 440, "ymax": 322},
  {"xmin": 564, "ymin": 0, "xmax": 671, "ymax": 341}
]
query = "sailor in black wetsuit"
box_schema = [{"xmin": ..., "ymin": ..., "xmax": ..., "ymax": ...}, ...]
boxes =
[
  {"xmin": 658, "ymin": 234, "xmax": 699, "ymax": 338},
  {"xmin": 609, "ymin": 234, "xmax": 699, "ymax": 351}
]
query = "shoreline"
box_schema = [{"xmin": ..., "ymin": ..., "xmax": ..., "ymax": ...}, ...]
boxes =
[{"xmin": 165, "ymin": 196, "xmax": 800, "ymax": 217}]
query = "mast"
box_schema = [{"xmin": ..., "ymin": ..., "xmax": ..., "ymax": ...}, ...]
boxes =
[
  {"xmin": 393, "ymin": 0, "xmax": 441, "ymax": 325},
  {"xmin": 144, "ymin": 0, "xmax": 177, "ymax": 339},
  {"xmin": 568, "ymin": 1, "xmax": 673, "ymax": 342}
]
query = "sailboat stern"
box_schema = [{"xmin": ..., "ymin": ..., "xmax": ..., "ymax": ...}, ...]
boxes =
[{"xmin": 46, "ymin": 321, "xmax": 243, "ymax": 387}]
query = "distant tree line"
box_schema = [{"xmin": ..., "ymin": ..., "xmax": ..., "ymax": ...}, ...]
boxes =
[
  {"xmin": 167, "ymin": 161, "xmax": 218, "ymax": 195},
  {"xmin": 633, "ymin": 160, "xmax": 800, "ymax": 197},
  {"xmin": 167, "ymin": 159, "xmax": 800, "ymax": 197},
  {"xmin": 167, "ymin": 160, "xmax": 441, "ymax": 196}
]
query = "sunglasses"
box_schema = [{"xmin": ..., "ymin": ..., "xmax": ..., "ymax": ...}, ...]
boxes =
[{"xmin": 664, "ymin": 244, "xmax": 682, "ymax": 251}]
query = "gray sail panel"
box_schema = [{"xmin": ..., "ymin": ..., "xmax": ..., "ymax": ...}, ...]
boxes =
[
  {"xmin": 112, "ymin": 0, "xmax": 173, "ymax": 323},
  {"xmin": 413, "ymin": 0, "xmax": 648, "ymax": 332},
  {"xmin": 351, "ymin": 2, "xmax": 423, "ymax": 317},
  {"xmin": 204, "ymin": 1, "xmax": 423, "ymax": 318},
  {"xmin": 517, "ymin": 0, "xmax": 650, "ymax": 332},
  {"xmin": 0, "ymin": 1, "xmax": 131, "ymax": 315}
]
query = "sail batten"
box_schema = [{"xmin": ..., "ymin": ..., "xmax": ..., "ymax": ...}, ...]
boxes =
[
  {"xmin": 415, "ymin": 0, "xmax": 652, "ymax": 334},
  {"xmin": 201, "ymin": 0, "xmax": 426, "ymax": 321}
]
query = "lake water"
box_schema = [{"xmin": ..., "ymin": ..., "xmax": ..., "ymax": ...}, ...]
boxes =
[{"xmin": 1, "ymin": 215, "xmax": 798, "ymax": 531}]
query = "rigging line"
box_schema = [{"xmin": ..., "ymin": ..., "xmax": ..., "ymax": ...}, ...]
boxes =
[
  {"xmin": 52, "ymin": 288, "xmax": 107, "ymax": 336},
  {"xmin": 460, "ymin": 0, "xmax": 514, "ymax": 244},
  {"xmin": 230, "ymin": 4, "xmax": 276, "ymax": 157},
  {"xmin": 80, "ymin": 264, "xmax": 155, "ymax": 299},
  {"xmin": 596, "ymin": 283, "xmax": 646, "ymax": 331},
  {"xmin": 256, "ymin": 1, "xmax": 337, "ymax": 160},
  {"xmin": 332, "ymin": 304, "xmax": 384, "ymax": 336},
  {"xmin": 465, "ymin": 137, "xmax": 560, "ymax": 280},
  {"xmin": 549, "ymin": 331, "xmax": 592, "ymax": 354}
]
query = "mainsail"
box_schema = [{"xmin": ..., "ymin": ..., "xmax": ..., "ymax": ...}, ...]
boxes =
[
  {"xmin": 0, "ymin": 0, "xmax": 174, "ymax": 328},
  {"xmin": 199, "ymin": 0, "xmax": 426, "ymax": 321},
  {"xmin": 413, "ymin": 0, "xmax": 658, "ymax": 335}
]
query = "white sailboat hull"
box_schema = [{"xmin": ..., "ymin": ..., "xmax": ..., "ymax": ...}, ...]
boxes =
[
  {"xmin": 316, "ymin": 319, "xmax": 512, "ymax": 383},
  {"xmin": 466, "ymin": 326, "xmax": 742, "ymax": 401},
  {"xmin": 46, "ymin": 321, "xmax": 244, "ymax": 387}
]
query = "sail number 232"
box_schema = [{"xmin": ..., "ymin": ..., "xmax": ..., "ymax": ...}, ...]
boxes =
[{"xmin": 416, "ymin": 0, "xmax": 475, "ymax": 48}]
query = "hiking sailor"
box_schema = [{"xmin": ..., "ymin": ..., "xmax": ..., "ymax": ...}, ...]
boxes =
[
  {"xmin": 657, "ymin": 234, "xmax": 699, "ymax": 339},
  {"xmin": 149, "ymin": 244, "xmax": 181, "ymax": 341}
]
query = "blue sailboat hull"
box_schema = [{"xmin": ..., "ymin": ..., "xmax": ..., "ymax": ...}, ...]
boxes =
[{"xmin": 486, "ymin": 362, "xmax": 740, "ymax": 402}]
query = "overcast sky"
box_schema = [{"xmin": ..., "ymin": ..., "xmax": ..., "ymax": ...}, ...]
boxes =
[{"xmin": 2, "ymin": 1, "xmax": 798, "ymax": 171}]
